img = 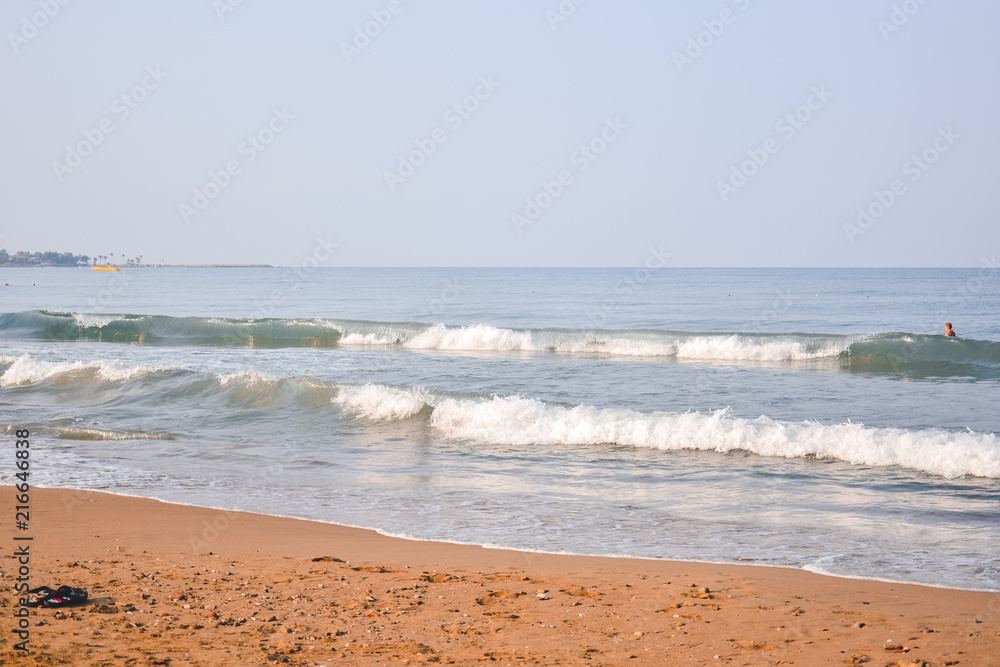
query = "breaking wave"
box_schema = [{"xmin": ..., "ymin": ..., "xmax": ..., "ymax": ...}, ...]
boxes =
[
  {"xmin": 331, "ymin": 384, "xmax": 1000, "ymax": 479},
  {"xmin": 333, "ymin": 384, "xmax": 432, "ymax": 421},
  {"xmin": 0, "ymin": 355, "xmax": 330, "ymax": 411},
  {"xmin": 0, "ymin": 310, "xmax": 344, "ymax": 347},
  {"xmin": 2, "ymin": 347, "xmax": 996, "ymax": 478},
  {"xmin": 2, "ymin": 311, "xmax": 998, "ymax": 374},
  {"xmin": 0, "ymin": 354, "xmax": 166, "ymax": 387}
]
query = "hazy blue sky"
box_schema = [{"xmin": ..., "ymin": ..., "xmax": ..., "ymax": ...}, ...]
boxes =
[{"xmin": 2, "ymin": 1, "xmax": 997, "ymax": 266}]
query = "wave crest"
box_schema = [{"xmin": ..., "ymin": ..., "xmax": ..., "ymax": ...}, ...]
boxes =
[
  {"xmin": 333, "ymin": 384, "xmax": 432, "ymax": 421},
  {"xmin": 2, "ymin": 311, "xmax": 998, "ymax": 375},
  {"xmin": 0, "ymin": 354, "xmax": 164, "ymax": 387},
  {"xmin": 338, "ymin": 385, "xmax": 1000, "ymax": 479}
]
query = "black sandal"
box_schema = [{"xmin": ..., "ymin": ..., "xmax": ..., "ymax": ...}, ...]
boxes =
[
  {"xmin": 41, "ymin": 586, "xmax": 88, "ymax": 608},
  {"xmin": 22, "ymin": 586, "xmax": 56, "ymax": 607}
]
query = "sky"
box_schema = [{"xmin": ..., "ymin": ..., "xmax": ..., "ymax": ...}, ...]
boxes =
[{"xmin": 1, "ymin": 0, "xmax": 998, "ymax": 267}]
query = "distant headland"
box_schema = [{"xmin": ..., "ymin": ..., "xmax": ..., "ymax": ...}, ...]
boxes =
[
  {"xmin": 0, "ymin": 249, "xmax": 91, "ymax": 267},
  {"xmin": 0, "ymin": 249, "xmax": 270, "ymax": 268}
]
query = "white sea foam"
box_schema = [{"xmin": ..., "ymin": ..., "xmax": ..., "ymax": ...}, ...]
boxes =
[
  {"xmin": 72, "ymin": 313, "xmax": 119, "ymax": 328},
  {"xmin": 549, "ymin": 336, "xmax": 669, "ymax": 357},
  {"xmin": 333, "ymin": 383, "xmax": 432, "ymax": 421},
  {"xmin": 0, "ymin": 355, "xmax": 162, "ymax": 386},
  {"xmin": 539, "ymin": 333, "xmax": 847, "ymax": 360},
  {"xmin": 336, "ymin": 322, "xmax": 850, "ymax": 361},
  {"xmin": 405, "ymin": 323, "xmax": 536, "ymax": 352},
  {"xmin": 338, "ymin": 385, "xmax": 1000, "ymax": 479},
  {"xmin": 431, "ymin": 396, "xmax": 1000, "ymax": 478},
  {"xmin": 673, "ymin": 335, "xmax": 845, "ymax": 361},
  {"xmin": 215, "ymin": 370, "xmax": 281, "ymax": 387},
  {"xmin": 339, "ymin": 332, "xmax": 402, "ymax": 346},
  {"xmin": 57, "ymin": 427, "xmax": 174, "ymax": 441}
]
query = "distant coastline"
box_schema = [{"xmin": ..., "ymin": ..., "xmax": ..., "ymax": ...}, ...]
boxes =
[
  {"xmin": 0, "ymin": 249, "xmax": 272, "ymax": 268},
  {"xmin": 108, "ymin": 264, "xmax": 274, "ymax": 268},
  {"xmin": 0, "ymin": 263, "xmax": 273, "ymax": 268}
]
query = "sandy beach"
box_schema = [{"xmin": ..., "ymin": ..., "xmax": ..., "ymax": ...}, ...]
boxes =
[{"xmin": 2, "ymin": 487, "xmax": 998, "ymax": 666}]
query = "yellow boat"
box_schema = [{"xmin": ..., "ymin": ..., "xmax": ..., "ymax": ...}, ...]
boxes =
[{"xmin": 92, "ymin": 266, "xmax": 120, "ymax": 271}]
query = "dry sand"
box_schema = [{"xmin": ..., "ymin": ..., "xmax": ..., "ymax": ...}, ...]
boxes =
[{"xmin": 2, "ymin": 487, "xmax": 998, "ymax": 666}]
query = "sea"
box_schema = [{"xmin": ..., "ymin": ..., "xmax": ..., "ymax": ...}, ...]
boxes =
[{"xmin": 1, "ymin": 266, "xmax": 998, "ymax": 591}]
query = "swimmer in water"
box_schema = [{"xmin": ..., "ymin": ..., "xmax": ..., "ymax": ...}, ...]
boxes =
[{"xmin": 945, "ymin": 322, "xmax": 956, "ymax": 337}]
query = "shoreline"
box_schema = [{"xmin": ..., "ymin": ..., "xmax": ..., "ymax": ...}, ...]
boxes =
[
  {"xmin": 93, "ymin": 487, "xmax": 1000, "ymax": 595},
  {"xmin": 2, "ymin": 487, "xmax": 998, "ymax": 665}
]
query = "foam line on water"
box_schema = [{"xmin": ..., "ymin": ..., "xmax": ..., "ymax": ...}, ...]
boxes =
[
  {"xmin": 334, "ymin": 384, "xmax": 1000, "ymax": 479},
  {"xmin": 0, "ymin": 354, "xmax": 166, "ymax": 386},
  {"xmin": 5, "ymin": 311, "xmax": 999, "ymax": 371},
  {"xmin": 333, "ymin": 384, "xmax": 432, "ymax": 421},
  {"xmin": 56, "ymin": 428, "xmax": 175, "ymax": 441},
  {"xmin": 343, "ymin": 322, "xmax": 850, "ymax": 361}
]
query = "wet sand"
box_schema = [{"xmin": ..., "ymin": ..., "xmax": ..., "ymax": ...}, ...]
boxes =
[{"xmin": 2, "ymin": 487, "xmax": 998, "ymax": 665}]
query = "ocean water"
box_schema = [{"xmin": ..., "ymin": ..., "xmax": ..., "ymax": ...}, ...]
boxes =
[{"xmin": 1, "ymin": 266, "xmax": 998, "ymax": 590}]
